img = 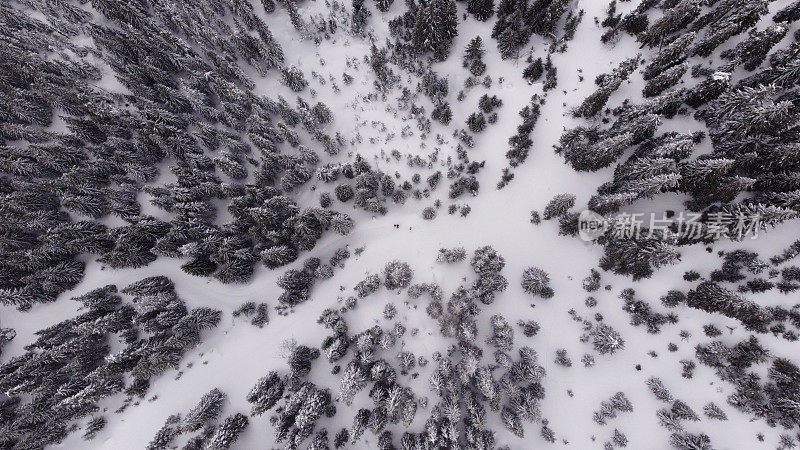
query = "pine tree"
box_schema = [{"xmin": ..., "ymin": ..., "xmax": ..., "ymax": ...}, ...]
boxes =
[
  {"xmin": 147, "ymin": 415, "xmax": 182, "ymax": 450},
  {"xmin": 207, "ymin": 413, "xmax": 248, "ymax": 449},
  {"xmin": 376, "ymin": 0, "xmax": 395, "ymax": 12},
  {"xmin": 522, "ymin": 58, "xmax": 543, "ymax": 83},
  {"xmin": 466, "ymin": 113, "xmax": 487, "ymax": 133},
  {"xmin": 282, "ymin": 66, "xmax": 308, "ymax": 92},
  {"xmin": 600, "ymin": 237, "xmax": 680, "ymax": 280},
  {"xmin": 642, "ymin": 62, "xmax": 687, "ymax": 98},
  {"xmin": 82, "ymin": 417, "xmax": 106, "ymax": 440},
  {"xmin": 501, "ymin": 406, "xmax": 524, "ymax": 437},
  {"xmin": 184, "ymin": 388, "xmax": 226, "ymax": 432},
  {"xmin": 574, "ymin": 55, "xmax": 639, "ymax": 117},
  {"xmin": 642, "ymin": 32, "xmax": 695, "ymax": 80},
  {"xmin": 774, "ymin": 0, "xmax": 800, "ymax": 23},
  {"xmin": 646, "ymin": 377, "xmax": 674, "ymax": 402},
  {"xmin": 248, "ymin": 372, "xmax": 285, "ymax": 415},
  {"xmin": 467, "ymin": 0, "xmax": 494, "ymax": 21},
  {"xmin": 486, "ymin": 315, "xmax": 514, "ymax": 351},
  {"xmin": 521, "ymin": 266, "xmax": 553, "ymax": 298},
  {"xmin": 721, "ymin": 24, "xmax": 788, "ymax": 71},
  {"xmin": 590, "ymin": 324, "xmax": 625, "ymax": 354},
  {"xmin": 638, "ymin": 0, "xmax": 701, "ymax": 47},
  {"xmin": 690, "ymin": 1, "xmax": 769, "ymax": 58},
  {"xmin": 542, "ymin": 193, "xmax": 575, "ymax": 220},
  {"xmin": 412, "ymin": 0, "xmax": 459, "ymax": 60},
  {"xmin": 687, "ymin": 281, "xmax": 772, "ymax": 332},
  {"xmin": 669, "ymin": 432, "xmax": 713, "ymax": 450},
  {"xmin": 383, "ymin": 260, "xmax": 414, "ymax": 289},
  {"xmin": 463, "ymin": 37, "xmax": 487, "ymax": 76}
]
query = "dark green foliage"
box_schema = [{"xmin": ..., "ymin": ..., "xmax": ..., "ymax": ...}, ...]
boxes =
[
  {"xmin": 506, "ymin": 95, "xmax": 542, "ymax": 168},
  {"xmin": 376, "ymin": 0, "xmax": 395, "ymax": 12},
  {"xmin": 466, "ymin": 112, "xmax": 487, "ymax": 133},
  {"xmin": 522, "ymin": 58, "xmax": 543, "ymax": 84},
  {"xmin": 687, "ymin": 281, "xmax": 772, "ymax": 332},
  {"xmin": 412, "ymin": 0, "xmax": 459, "ymax": 60},
  {"xmin": 207, "ymin": 413, "xmax": 248, "ymax": 449},
  {"xmin": 620, "ymin": 289, "xmax": 675, "ymax": 333},
  {"xmin": 591, "ymin": 323, "xmax": 625, "ymax": 354},
  {"xmin": 574, "ymin": 56, "xmax": 639, "ymax": 118},
  {"xmin": 492, "ymin": 0, "xmax": 574, "ymax": 58},
  {"xmin": 383, "ymin": 260, "xmax": 414, "ymax": 289},
  {"xmin": 721, "ymin": 24, "xmax": 788, "ymax": 71},
  {"xmin": 774, "ymin": 0, "xmax": 800, "ymax": 24},
  {"xmin": 247, "ymin": 371, "xmax": 286, "ymax": 415},
  {"xmin": 690, "ymin": 1, "xmax": 769, "ymax": 58},
  {"xmin": 642, "ymin": 62, "xmax": 687, "ymax": 98},
  {"xmin": 521, "ymin": 267, "xmax": 553, "ymax": 298},
  {"xmin": 660, "ymin": 290, "xmax": 686, "ymax": 308},
  {"xmin": 638, "ymin": 0, "xmax": 701, "ymax": 48},
  {"xmin": 83, "ymin": 416, "xmax": 106, "ymax": 440},
  {"xmin": 148, "ymin": 414, "xmax": 183, "ymax": 450},
  {"xmin": 642, "ymin": 32, "xmax": 695, "ymax": 80},
  {"xmin": 184, "ymin": 388, "xmax": 226, "ymax": 432},
  {"xmin": 468, "ymin": 0, "xmax": 495, "ymax": 21},
  {"xmin": 0, "ymin": 279, "xmax": 219, "ymax": 448},
  {"xmin": 432, "ymin": 103, "xmax": 453, "ymax": 124},
  {"xmin": 277, "ymin": 268, "xmax": 315, "ymax": 306},
  {"xmin": 542, "ymin": 193, "xmax": 575, "ymax": 220},
  {"xmin": 288, "ymin": 345, "xmax": 321, "ymax": 377}
]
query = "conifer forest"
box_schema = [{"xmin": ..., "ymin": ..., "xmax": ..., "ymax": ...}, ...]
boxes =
[{"xmin": 3, "ymin": 0, "xmax": 800, "ymax": 448}]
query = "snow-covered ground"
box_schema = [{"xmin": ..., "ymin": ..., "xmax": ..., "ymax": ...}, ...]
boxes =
[{"xmin": 3, "ymin": 0, "xmax": 800, "ymax": 448}]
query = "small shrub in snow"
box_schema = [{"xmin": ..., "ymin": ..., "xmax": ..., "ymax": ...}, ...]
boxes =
[
  {"xmin": 555, "ymin": 348, "xmax": 572, "ymax": 367},
  {"xmin": 521, "ymin": 266, "xmax": 554, "ymax": 298},
  {"xmin": 383, "ymin": 260, "xmax": 413, "ymax": 289},
  {"xmin": 646, "ymin": 377, "xmax": 673, "ymax": 403},
  {"xmin": 660, "ymin": 290, "xmax": 686, "ymax": 308},
  {"xmin": 517, "ymin": 319, "xmax": 541, "ymax": 337},
  {"xmin": 471, "ymin": 246, "xmax": 505, "ymax": 274},
  {"xmin": 582, "ymin": 268, "xmax": 601, "ymax": 292},
  {"xmin": 703, "ymin": 402, "xmax": 727, "ymax": 421},
  {"xmin": 590, "ymin": 324, "xmax": 625, "ymax": 355},
  {"xmin": 355, "ymin": 274, "xmax": 381, "ymax": 297},
  {"xmin": 437, "ymin": 247, "xmax": 467, "ymax": 263}
]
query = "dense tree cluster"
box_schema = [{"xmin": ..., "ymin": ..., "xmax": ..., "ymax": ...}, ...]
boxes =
[
  {"xmin": 146, "ymin": 388, "xmax": 237, "ymax": 449},
  {"xmin": 0, "ymin": 278, "xmax": 220, "ymax": 448},
  {"xmin": 4, "ymin": 0, "xmax": 800, "ymax": 446},
  {"xmin": 0, "ymin": 0, "xmax": 356, "ymax": 300},
  {"xmin": 505, "ymin": 95, "xmax": 542, "ymax": 169},
  {"xmin": 492, "ymin": 0, "xmax": 575, "ymax": 59},
  {"xmin": 411, "ymin": 0, "xmax": 459, "ymax": 61},
  {"xmin": 557, "ymin": 0, "xmax": 800, "ymax": 297},
  {"xmin": 695, "ymin": 335, "xmax": 800, "ymax": 431}
]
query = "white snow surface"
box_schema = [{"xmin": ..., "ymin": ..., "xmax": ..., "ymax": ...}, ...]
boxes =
[{"xmin": 4, "ymin": 0, "xmax": 800, "ymax": 448}]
